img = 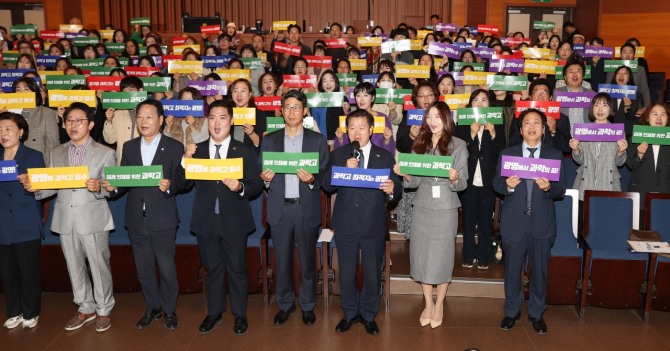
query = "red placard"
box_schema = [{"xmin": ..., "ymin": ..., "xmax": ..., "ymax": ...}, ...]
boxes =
[
  {"xmin": 254, "ymin": 96, "xmax": 283, "ymax": 112},
  {"xmin": 492, "ymin": 52, "xmax": 524, "ymax": 60},
  {"xmin": 514, "ymin": 101, "xmax": 561, "ymax": 120},
  {"xmin": 172, "ymin": 37, "xmax": 187, "ymax": 46},
  {"xmin": 162, "ymin": 55, "xmax": 182, "ymax": 67},
  {"xmin": 282, "ymin": 75, "xmax": 317, "ymax": 89},
  {"xmin": 273, "ymin": 42, "xmax": 302, "ymax": 56},
  {"xmin": 39, "ymin": 30, "xmax": 64, "ymax": 41},
  {"xmin": 124, "ymin": 66, "xmax": 159, "ymax": 77},
  {"xmin": 507, "ymin": 38, "xmax": 531, "ymax": 48},
  {"xmin": 324, "ymin": 38, "xmax": 347, "ymax": 49},
  {"xmin": 304, "ymin": 55, "xmax": 332, "ymax": 68},
  {"xmin": 403, "ymin": 95, "xmax": 415, "ymax": 111},
  {"xmin": 477, "ymin": 24, "xmax": 500, "ymax": 35},
  {"xmin": 87, "ymin": 76, "xmax": 123, "ymax": 91},
  {"xmin": 0, "ymin": 51, "xmax": 3, "ymax": 64},
  {"xmin": 32, "ymin": 40, "xmax": 42, "ymax": 51},
  {"xmin": 200, "ymin": 25, "xmax": 221, "ymax": 35},
  {"xmin": 556, "ymin": 59, "xmax": 567, "ymax": 67}
]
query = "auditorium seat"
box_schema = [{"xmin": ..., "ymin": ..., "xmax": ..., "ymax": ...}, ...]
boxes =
[{"xmin": 643, "ymin": 193, "xmax": 670, "ymax": 318}]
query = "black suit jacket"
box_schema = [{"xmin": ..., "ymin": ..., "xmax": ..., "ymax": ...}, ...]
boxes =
[
  {"xmin": 455, "ymin": 124, "xmax": 505, "ymax": 193},
  {"xmin": 508, "ymin": 113, "xmax": 572, "ymax": 154},
  {"xmin": 261, "ymin": 128, "xmax": 330, "ymax": 227},
  {"xmin": 612, "ymin": 94, "xmax": 640, "ymax": 138},
  {"xmin": 322, "ymin": 143, "xmax": 402, "ymax": 238},
  {"xmin": 189, "ymin": 138, "xmax": 263, "ymax": 237},
  {"xmin": 116, "ymin": 135, "xmax": 187, "ymax": 232},
  {"xmin": 627, "ymin": 143, "xmax": 670, "ymax": 198}
]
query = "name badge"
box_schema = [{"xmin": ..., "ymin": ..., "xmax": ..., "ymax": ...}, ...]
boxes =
[{"xmin": 432, "ymin": 185, "xmax": 441, "ymax": 198}]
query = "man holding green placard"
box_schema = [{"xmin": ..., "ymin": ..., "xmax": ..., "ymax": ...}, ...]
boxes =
[{"xmin": 260, "ymin": 90, "xmax": 329, "ymax": 326}]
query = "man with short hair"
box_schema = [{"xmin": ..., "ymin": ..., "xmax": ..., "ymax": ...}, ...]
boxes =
[
  {"xmin": 554, "ymin": 55, "xmax": 594, "ymax": 131},
  {"xmin": 277, "ymin": 24, "xmax": 312, "ymax": 75},
  {"xmin": 252, "ymin": 34, "xmax": 277, "ymax": 74}
]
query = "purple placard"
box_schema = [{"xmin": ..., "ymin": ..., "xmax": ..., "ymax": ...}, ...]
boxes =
[
  {"xmin": 330, "ymin": 166, "xmax": 390, "ymax": 189},
  {"xmin": 471, "ymin": 47, "xmax": 494, "ymax": 59},
  {"xmin": 407, "ymin": 109, "xmax": 425, "ymax": 126},
  {"xmin": 455, "ymin": 42, "xmax": 473, "ymax": 49},
  {"xmin": 0, "ymin": 160, "xmax": 18, "ymax": 182},
  {"xmin": 500, "ymin": 155, "xmax": 561, "ymax": 182},
  {"xmin": 427, "ymin": 42, "xmax": 460, "ymax": 59},
  {"xmin": 348, "ymin": 89, "xmax": 355, "ymax": 104},
  {"xmin": 188, "ymin": 80, "xmax": 227, "ymax": 96},
  {"xmin": 435, "ymin": 23, "xmax": 457, "ymax": 32},
  {"xmin": 583, "ymin": 47, "xmax": 614, "ymax": 59},
  {"xmin": 499, "ymin": 37, "xmax": 509, "ymax": 45},
  {"xmin": 597, "ymin": 84, "xmax": 637, "ymax": 99},
  {"xmin": 438, "ymin": 71, "xmax": 464, "ymax": 86},
  {"xmin": 202, "ymin": 55, "xmax": 235, "ymax": 69},
  {"xmin": 488, "ymin": 58, "xmax": 525, "ymax": 73},
  {"xmin": 554, "ymin": 91, "xmax": 596, "ymax": 108},
  {"xmin": 131, "ymin": 56, "xmax": 163, "ymax": 68},
  {"xmin": 572, "ymin": 123, "xmax": 625, "ymax": 142},
  {"xmin": 65, "ymin": 32, "xmax": 85, "ymax": 40},
  {"xmin": 476, "ymin": 42, "xmax": 489, "ymax": 48},
  {"xmin": 362, "ymin": 74, "xmax": 379, "ymax": 84}
]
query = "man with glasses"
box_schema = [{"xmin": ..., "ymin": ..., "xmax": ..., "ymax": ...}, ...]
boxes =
[
  {"xmin": 260, "ymin": 90, "xmax": 329, "ymax": 326},
  {"xmin": 24, "ymin": 103, "xmax": 117, "ymax": 333}
]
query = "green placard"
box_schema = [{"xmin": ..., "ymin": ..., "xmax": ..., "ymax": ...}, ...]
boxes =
[
  {"xmin": 73, "ymin": 37, "xmax": 99, "ymax": 47},
  {"xmin": 140, "ymin": 77, "xmax": 172, "ymax": 92},
  {"xmin": 10, "ymin": 24, "xmax": 36, "ymax": 35},
  {"xmin": 306, "ymin": 92, "xmax": 344, "ymax": 108},
  {"xmin": 337, "ymin": 73, "xmax": 358, "ymax": 87},
  {"xmin": 556, "ymin": 65, "xmax": 591, "ymax": 80},
  {"xmin": 456, "ymin": 107, "xmax": 504, "ymax": 125},
  {"xmin": 87, "ymin": 67, "xmax": 114, "ymax": 76},
  {"xmin": 101, "ymin": 91, "xmax": 148, "ymax": 109},
  {"xmin": 453, "ymin": 62, "xmax": 486, "ymax": 72},
  {"xmin": 374, "ymin": 88, "xmax": 413, "ymax": 104},
  {"xmin": 105, "ymin": 43, "xmax": 125, "ymax": 53},
  {"xmin": 486, "ymin": 75, "xmax": 528, "ymax": 91},
  {"xmin": 2, "ymin": 52, "xmax": 19, "ymax": 64},
  {"xmin": 398, "ymin": 153, "xmax": 453, "ymax": 178},
  {"xmin": 533, "ymin": 21, "xmax": 555, "ymax": 30},
  {"xmin": 261, "ymin": 152, "xmax": 319, "ymax": 174},
  {"xmin": 70, "ymin": 58, "xmax": 105, "ymax": 68},
  {"xmin": 138, "ymin": 46, "xmax": 147, "ymax": 56},
  {"xmin": 604, "ymin": 59, "xmax": 638, "ymax": 73},
  {"xmin": 104, "ymin": 165, "xmax": 163, "ymax": 187},
  {"xmin": 117, "ymin": 57, "xmax": 130, "ymax": 66},
  {"xmin": 240, "ymin": 58, "xmax": 263, "ymax": 70},
  {"xmin": 631, "ymin": 125, "xmax": 670, "ymax": 146},
  {"xmin": 266, "ymin": 117, "xmax": 286, "ymax": 133},
  {"xmin": 46, "ymin": 75, "xmax": 87, "ymax": 90},
  {"xmin": 130, "ymin": 18, "xmax": 151, "ymax": 26}
]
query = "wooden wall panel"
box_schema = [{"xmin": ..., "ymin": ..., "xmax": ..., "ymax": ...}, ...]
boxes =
[
  {"xmin": 573, "ymin": 0, "xmax": 599, "ymax": 40},
  {"xmin": 450, "ymin": 0, "xmax": 467, "ymax": 27},
  {"xmin": 467, "ymin": 0, "xmax": 487, "ymax": 27},
  {"xmin": 486, "ymin": 0, "xmax": 577, "ymax": 31}
]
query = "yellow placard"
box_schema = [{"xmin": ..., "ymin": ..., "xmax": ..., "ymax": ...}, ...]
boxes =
[
  {"xmin": 184, "ymin": 158, "xmax": 244, "ymax": 180},
  {"xmin": 463, "ymin": 71, "xmax": 494, "ymax": 85},
  {"xmin": 410, "ymin": 40, "xmax": 422, "ymax": 51},
  {"xmin": 522, "ymin": 47, "xmax": 551, "ymax": 60},
  {"xmin": 395, "ymin": 65, "xmax": 430, "ymax": 79},
  {"xmin": 350, "ymin": 59, "xmax": 367, "ymax": 71},
  {"xmin": 168, "ymin": 60, "xmax": 204, "ymax": 74},
  {"xmin": 417, "ymin": 30, "xmax": 432, "ymax": 40},
  {"xmin": 59, "ymin": 24, "xmax": 83, "ymax": 32},
  {"xmin": 233, "ymin": 108, "xmax": 256, "ymax": 125},
  {"xmin": 48, "ymin": 90, "xmax": 97, "ymax": 108},
  {"xmin": 339, "ymin": 116, "xmax": 385, "ymax": 133},
  {"xmin": 339, "ymin": 116, "xmax": 348, "ymax": 132},
  {"xmin": 215, "ymin": 69, "xmax": 251, "ymax": 81},
  {"xmin": 272, "ymin": 21, "xmax": 296, "ymax": 31},
  {"xmin": 257, "ymin": 52, "xmax": 267, "ymax": 62},
  {"xmin": 443, "ymin": 93, "xmax": 471, "ymax": 109},
  {"xmin": 27, "ymin": 166, "xmax": 89, "ymax": 190},
  {"xmin": 0, "ymin": 92, "xmax": 37, "ymax": 109},
  {"xmin": 523, "ymin": 59, "xmax": 557, "ymax": 75},
  {"xmin": 38, "ymin": 70, "xmax": 64, "ymax": 84},
  {"xmin": 99, "ymin": 30, "xmax": 114, "ymax": 40},
  {"xmin": 173, "ymin": 44, "xmax": 201, "ymax": 55},
  {"xmin": 358, "ymin": 37, "xmax": 382, "ymax": 47},
  {"xmin": 614, "ymin": 46, "xmax": 645, "ymax": 58}
]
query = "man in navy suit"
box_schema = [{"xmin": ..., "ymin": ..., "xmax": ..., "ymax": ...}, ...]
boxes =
[
  {"xmin": 260, "ymin": 90, "xmax": 329, "ymax": 326},
  {"xmin": 102, "ymin": 99, "xmax": 187, "ymax": 331},
  {"xmin": 493, "ymin": 108, "xmax": 566, "ymax": 335},
  {"xmin": 184, "ymin": 99, "xmax": 263, "ymax": 335},
  {"xmin": 322, "ymin": 109, "xmax": 402, "ymax": 335}
]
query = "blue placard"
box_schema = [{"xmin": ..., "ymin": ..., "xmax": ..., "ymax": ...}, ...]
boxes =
[
  {"xmin": 0, "ymin": 160, "xmax": 18, "ymax": 182},
  {"xmin": 202, "ymin": 55, "xmax": 235, "ymax": 69},
  {"xmin": 362, "ymin": 74, "xmax": 379, "ymax": 84},
  {"xmin": 477, "ymin": 42, "xmax": 489, "ymax": 48},
  {"xmin": 573, "ymin": 44, "xmax": 584, "ymax": 55},
  {"xmin": 162, "ymin": 100, "xmax": 206, "ymax": 117},
  {"xmin": 597, "ymin": 84, "xmax": 637, "ymax": 99},
  {"xmin": 455, "ymin": 42, "xmax": 473, "ymax": 49},
  {"xmin": 359, "ymin": 50, "xmax": 367, "ymax": 59},
  {"xmin": 407, "ymin": 109, "xmax": 425, "ymax": 126},
  {"xmin": 0, "ymin": 69, "xmax": 31, "ymax": 78},
  {"xmin": 0, "ymin": 76, "xmax": 40, "ymax": 93},
  {"xmin": 330, "ymin": 166, "xmax": 390, "ymax": 189},
  {"xmin": 35, "ymin": 55, "xmax": 62, "ymax": 69}
]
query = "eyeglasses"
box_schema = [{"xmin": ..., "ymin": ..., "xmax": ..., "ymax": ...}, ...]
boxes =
[
  {"xmin": 65, "ymin": 118, "xmax": 88, "ymax": 127},
  {"xmin": 283, "ymin": 105, "xmax": 303, "ymax": 112}
]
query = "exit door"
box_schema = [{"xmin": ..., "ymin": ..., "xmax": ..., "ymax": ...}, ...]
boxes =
[{"xmin": 506, "ymin": 7, "xmax": 572, "ymax": 40}]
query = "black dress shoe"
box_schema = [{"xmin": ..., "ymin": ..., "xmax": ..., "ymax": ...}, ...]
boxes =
[
  {"xmin": 335, "ymin": 316, "xmax": 360, "ymax": 333},
  {"xmin": 136, "ymin": 309, "xmax": 162, "ymax": 330},
  {"xmin": 273, "ymin": 305, "xmax": 296, "ymax": 325},
  {"xmin": 499, "ymin": 312, "xmax": 521, "ymax": 330},
  {"xmin": 233, "ymin": 317, "xmax": 248, "ymax": 335},
  {"xmin": 198, "ymin": 314, "xmax": 222, "ymax": 334},
  {"xmin": 164, "ymin": 312, "xmax": 179, "ymax": 330},
  {"xmin": 529, "ymin": 317, "xmax": 548, "ymax": 334},
  {"xmin": 302, "ymin": 310, "xmax": 316, "ymax": 325},
  {"xmin": 362, "ymin": 319, "xmax": 379, "ymax": 335}
]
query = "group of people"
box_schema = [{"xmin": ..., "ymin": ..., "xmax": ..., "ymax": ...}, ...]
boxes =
[{"xmin": 0, "ymin": 13, "xmax": 668, "ymax": 339}]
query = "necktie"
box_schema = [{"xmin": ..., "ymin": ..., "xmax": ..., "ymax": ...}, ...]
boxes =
[
  {"xmin": 358, "ymin": 150, "xmax": 365, "ymax": 169},
  {"xmin": 526, "ymin": 147, "xmax": 537, "ymax": 214},
  {"xmin": 214, "ymin": 144, "xmax": 222, "ymax": 214}
]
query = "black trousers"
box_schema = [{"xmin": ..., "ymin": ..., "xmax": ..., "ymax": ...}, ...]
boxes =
[
  {"xmin": 0, "ymin": 239, "xmax": 41, "ymax": 320},
  {"xmin": 461, "ymin": 186, "xmax": 495, "ymax": 264}
]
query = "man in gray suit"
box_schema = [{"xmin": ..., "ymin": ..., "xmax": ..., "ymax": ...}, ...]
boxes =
[{"xmin": 24, "ymin": 103, "xmax": 116, "ymax": 333}]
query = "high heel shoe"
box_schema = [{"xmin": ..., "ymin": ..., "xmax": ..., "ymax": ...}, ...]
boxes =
[
  {"xmin": 419, "ymin": 307, "xmax": 432, "ymax": 327},
  {"xmin": 430, "ymin": 309, "xmax": 443, "ymax": 329}
]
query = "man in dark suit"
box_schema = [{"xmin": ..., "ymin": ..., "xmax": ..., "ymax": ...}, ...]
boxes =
[
  {"xmin": 102, "ymin": 99, "xmax": 187, "ymax": 331},
  {"xmin": 184, "ymin": 100, "xmax": 263, "ymax": 335},
  {"xmin": 322, "ymin": 109, "xmax": 402, "ymax": 335},
  {"xmin": 493, "ymin": 108, "xmax": 566, "ymax": 335},
  {"xmin": 260, "ymin": 90, "xmax": 329, "ymax": 326}
]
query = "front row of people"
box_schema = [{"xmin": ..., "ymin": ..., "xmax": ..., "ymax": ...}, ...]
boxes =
[{"xmin": 2, "ymin": 91, "xmax": 566, "ymax": 336}]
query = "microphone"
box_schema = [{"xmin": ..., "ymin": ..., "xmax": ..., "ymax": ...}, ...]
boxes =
[{"xmin": 350, "ymin": 140, "xmax": 361, "ymax": 160}]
